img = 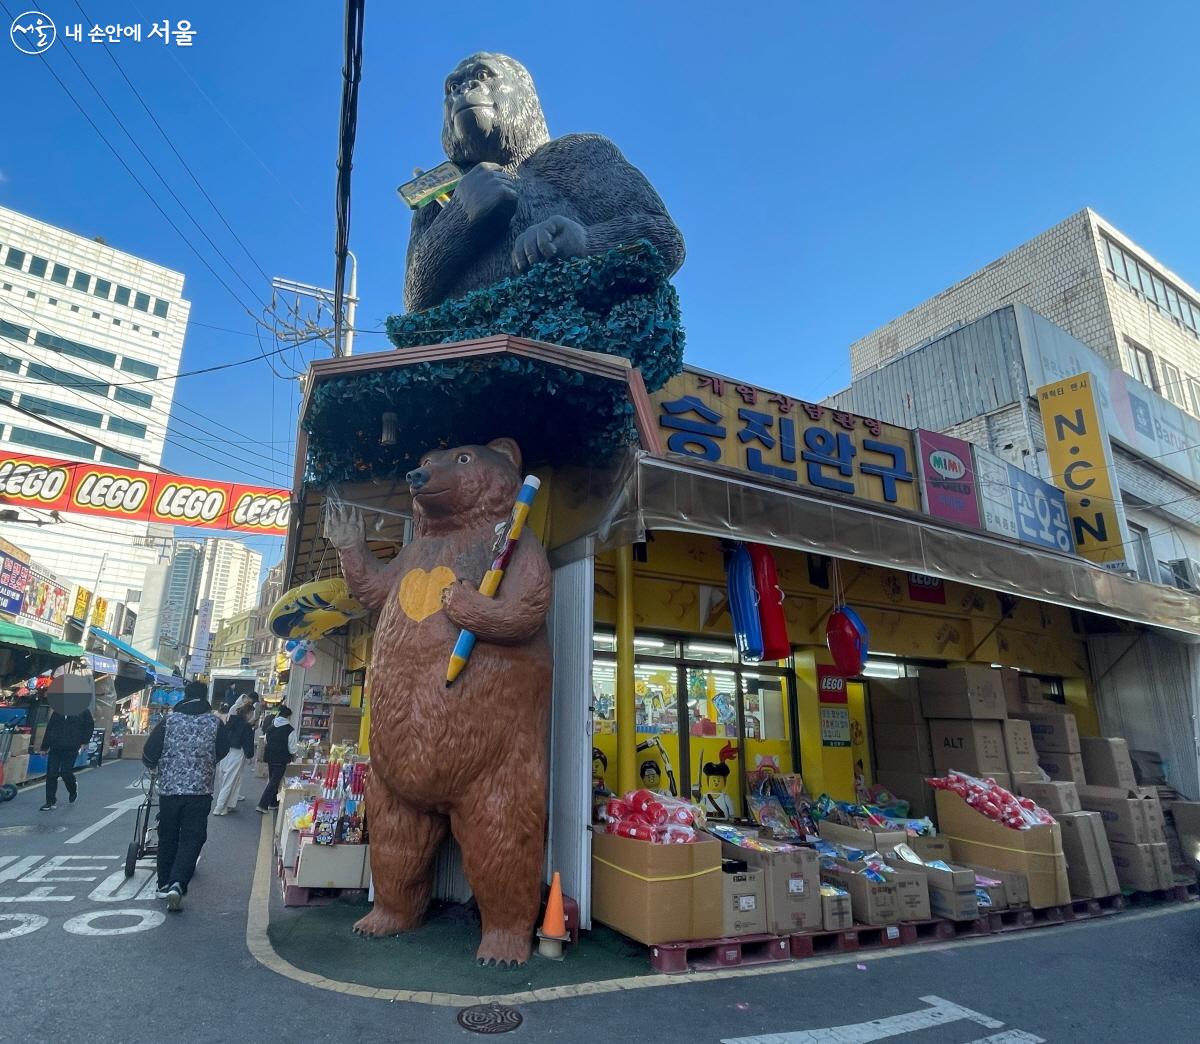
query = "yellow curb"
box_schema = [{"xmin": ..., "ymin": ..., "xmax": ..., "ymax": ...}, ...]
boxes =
[{"xmin": 245, "ymin": 813, "xmax": 1199, "ymax": 1007}]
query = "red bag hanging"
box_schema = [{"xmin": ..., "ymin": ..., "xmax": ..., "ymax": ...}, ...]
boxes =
[
  {"xmin": 826, "ymin": 607, "xmax": 866, "ymax": 676},
  {"xmin": 748, "ymin": 543, "xmax": 790, "ymax": 661}
]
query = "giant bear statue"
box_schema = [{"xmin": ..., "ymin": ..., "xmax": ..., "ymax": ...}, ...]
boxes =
[{"xmin": 325, "ymin": 438, "xmax": 552, "ymax": 967}]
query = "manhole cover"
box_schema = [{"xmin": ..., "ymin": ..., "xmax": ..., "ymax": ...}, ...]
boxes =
[
  {"xmin": 456, "ymin": 1004, "xmax": 523, "ymax": 1034},
  {"xmin": 0, "ymin": 824, "xmax": 68, "ymax": 836}
]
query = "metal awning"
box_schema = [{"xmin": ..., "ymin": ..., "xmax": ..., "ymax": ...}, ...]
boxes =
[
  {"xmin": 586, "ymin": 454, "xmax": 1200, "ymax": 641},
  {"xmin": 0, "ymin": 619, "xmax": 86, "ymax": 659},
  {"xmin": 88, "ymin": 627, "xmax": 178, "ymax": 678}
]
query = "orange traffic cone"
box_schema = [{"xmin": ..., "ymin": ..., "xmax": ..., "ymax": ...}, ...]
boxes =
[{"xmin": 536, "ymin": 871, "xmax": 569, "ymax": 960}]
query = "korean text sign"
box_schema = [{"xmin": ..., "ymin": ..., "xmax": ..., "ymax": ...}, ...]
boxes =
[
  {"xmin": 1006, "ymin": 465, "xmax": 1073, "ymax": 554},
  {"xmin": 1036, "ymin": 373, "xmax": 1129, "ymax": 570},
  {"xmin": 653, "ymin": 371, "xmax": 919, "ymax": 512},
  {"xmin": 0, "ymin": 548, "xmax": 31, "ymax": 615},
  {"xmin": 0, "ymin": 451, "xmax": 290, "ymax": 536},
  {"xmin": 915, "ymin": 429, "xmax": 981, "ymax": 527}
]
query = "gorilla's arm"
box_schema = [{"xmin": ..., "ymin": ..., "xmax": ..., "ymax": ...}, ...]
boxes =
[
  {"xmin": 404, "ymin": 202, "xmax": 478, "ymax": 314},
  {"xmin": 539, "ymin": 134, "xmax": 685, "ymax": 275}
]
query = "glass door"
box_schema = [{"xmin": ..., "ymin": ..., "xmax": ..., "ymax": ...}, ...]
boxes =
[{"xmin": 685, "ymin": 662, "xmax": 743, "ymax": 819}]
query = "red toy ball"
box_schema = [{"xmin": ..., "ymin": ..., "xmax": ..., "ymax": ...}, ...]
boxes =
[{"xmin": 827, "ymin": 608, "xmax": 866, "ymax": 676}]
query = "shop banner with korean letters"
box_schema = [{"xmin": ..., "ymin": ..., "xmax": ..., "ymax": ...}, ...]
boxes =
[
  {"xmin": 973, "ymin": 446, "xmax": 1020, "ymax": 541},
  {"xmin": 1036, "ymin": 373, "xmax": 1129, "ymax": 570},
  {"xmin": 0, "ymin": 450, "xmax": 290, "ymax": 535},
  {"xmin": 654, "ymin": 370, "xmax": 919, "ymax": 511},
  {"xmin": 1007, "ymin": 464, "xmax": 1073, "ymax": 554},
  {"xmin": 915, "ymin": 429, "xmax": 982, "ymax": 527}
]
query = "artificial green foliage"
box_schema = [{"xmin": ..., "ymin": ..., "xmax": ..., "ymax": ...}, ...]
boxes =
[
  {"xmin": 385, "ymin": 241, "xmax": 685, "ymax": 393},
  {"xmin": 303, "ymin": 355, "xmax": 637, "ymax": 487}
]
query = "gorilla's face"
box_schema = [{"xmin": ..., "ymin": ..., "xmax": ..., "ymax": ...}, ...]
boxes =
[{"xmin": 441, "ymin": 53, "xmax": 549, "ymax": 168}]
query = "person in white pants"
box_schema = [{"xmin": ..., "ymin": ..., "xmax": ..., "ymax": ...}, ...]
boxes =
[{"xmin": 212, "ymin": 697, "xmax": 255, "ymax": 815}]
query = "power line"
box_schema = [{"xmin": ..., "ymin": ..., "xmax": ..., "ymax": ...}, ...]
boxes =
[
  {"xmin": 332, "ymin": 0, "xmax": 365, "ymax": 357},
  {"xmin": 0, "ymin": 399, "xmax": 175, "ymax": 473}
]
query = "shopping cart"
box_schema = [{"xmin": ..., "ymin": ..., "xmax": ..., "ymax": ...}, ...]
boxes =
[
  {"xmin": 124, "ymin": 771, "xmax": 159, "ymax": 876},
  {"xmin": 0, "ymin": 727, "xmax": 18, "ymax": 803}
]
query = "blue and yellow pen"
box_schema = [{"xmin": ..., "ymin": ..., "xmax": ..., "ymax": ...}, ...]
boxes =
[{"xmin": 445, "ymin": 475, "xmax": 541, "ymax": 687}]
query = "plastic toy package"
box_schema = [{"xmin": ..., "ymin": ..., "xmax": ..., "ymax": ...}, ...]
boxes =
[
  {"xmin": 926, "ymin": 770, "xmax": 1055, "ymax": 830},
  {"xmin": 704, "ymin": 821, "xmax": 804, "ymax": 852},
  {"xmin": 604, "ymin": 790, "xmax": 707, "ymax": 844}
]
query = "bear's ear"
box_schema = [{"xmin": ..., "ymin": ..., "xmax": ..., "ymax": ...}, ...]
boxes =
[{"xmin": 487, "ymin": 438, "xmax": 522, "ymax": 473}]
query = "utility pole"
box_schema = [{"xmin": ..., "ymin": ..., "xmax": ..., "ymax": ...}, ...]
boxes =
[{"xmin": 270, "ymin": 250, "xmax": 358, "ymax": 358}]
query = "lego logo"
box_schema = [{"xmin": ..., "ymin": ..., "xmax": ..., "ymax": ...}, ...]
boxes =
[
  {"xmin": 820, "ymin": 676, "xmax": 844, "ymax": 692},
  {"xmin": 0, "ymin": 461, "xmax": 68, "ymax": 501},
  {"xmin": 231, "ymin": 493, "xmax": 290, "ymax": 529},
  {"xmin": 154, "ymin": 483, "xmax": 226, "ymax": 523},
  {"xmin": 74, "ymin": 473, "xmax": 150, "ymax": 513}
]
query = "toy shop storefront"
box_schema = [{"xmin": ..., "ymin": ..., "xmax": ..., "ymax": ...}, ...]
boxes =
[{"xmin": 285, "ymin": 344, "xmax": 1200, "ymax": 934}]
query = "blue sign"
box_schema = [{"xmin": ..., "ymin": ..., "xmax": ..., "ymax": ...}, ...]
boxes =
[
  {"xmin": 1006, "ymin": 464, "xmax": 1073, "ymax": 554},
  {"xmin": 0, "ymin": 550, "xmax": 31, "ymax": 616}
]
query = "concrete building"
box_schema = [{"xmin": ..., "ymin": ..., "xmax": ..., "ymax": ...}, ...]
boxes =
[
  {"xmin": 210, "ymin": 607, "xmax": 258, "ymax": 670},
  {"xmin": 849, "ymin": 209, "xmax": 1200, "ymax": 420},
  {"xmin": 197, "ymin": 538, "xmax": 262, "ymax": 628},
  {"xmin": 0, "ymin": 204, "xmax": 191, "ymax": 604}
]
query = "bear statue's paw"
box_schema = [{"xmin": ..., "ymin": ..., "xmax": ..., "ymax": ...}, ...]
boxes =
[
  {"xmin": 352, "ymin": 908, "xmax": 420, "ymax": 938},
  {"xmin": 475, "ymin": 928, "xmax": 533, "ymax": 967}
]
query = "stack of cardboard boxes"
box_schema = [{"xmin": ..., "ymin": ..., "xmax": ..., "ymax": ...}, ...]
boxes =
[{"xmin": 4, "ymin": 730, "xmax": 29, "ymax": 785}]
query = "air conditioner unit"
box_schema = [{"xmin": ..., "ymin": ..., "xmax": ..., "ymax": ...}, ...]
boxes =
[{"xmin": 1164, "ymin": 558, "xmax": 1200, "ymax": 592}]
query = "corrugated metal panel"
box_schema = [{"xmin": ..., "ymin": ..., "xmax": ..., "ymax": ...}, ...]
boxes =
[
  {"xmin": 829, "ymin": 307, "xmax": 1025, "ymax": 430},
  {"xmin": 432, "ymin": 837, "xmax": 472, "ymax": 903},
  {"xmin": 546, "ymin": 552, "xmax": 595, "ymax": 927}
]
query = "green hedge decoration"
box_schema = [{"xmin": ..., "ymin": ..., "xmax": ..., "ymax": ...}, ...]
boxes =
[{"xmin": 385, "ymin": 240, "xmax": 685, "ymax": 394}]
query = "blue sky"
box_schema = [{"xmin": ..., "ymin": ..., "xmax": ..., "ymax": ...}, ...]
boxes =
[{"xmin": 3, "ymin": 1, "xmax": 1199, "ymax": 570}]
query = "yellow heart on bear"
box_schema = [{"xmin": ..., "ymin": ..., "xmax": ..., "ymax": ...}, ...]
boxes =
[{"xmin": 397, "ymin": 566, "xmax": 457, "ymax": 623}]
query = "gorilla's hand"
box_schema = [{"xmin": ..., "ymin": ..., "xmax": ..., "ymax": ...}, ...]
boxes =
[
  {"xmin": 512, "ymin": 215, "xmax": 588, "ymax": 273},
  {"xmin": 455, "ymin": 162, "xmax": 518, "ymax": 226}
]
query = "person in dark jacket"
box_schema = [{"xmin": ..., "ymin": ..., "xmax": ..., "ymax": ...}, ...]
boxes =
[
  {"xmin": 39, "ymin": 707, "xmax": 94, "ymax": 811},
  {"xmin": 212, "ymin": 696, "xmax": 255, "ymax": 815},
  {"xmin": 256, "ymin": 705, "xmax": 296, "ymax": 813},
  {"xmin": 142, "ymin": 680, "xmax": 229, "ymax": 912}
]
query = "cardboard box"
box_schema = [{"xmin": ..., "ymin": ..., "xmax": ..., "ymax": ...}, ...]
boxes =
[
  {"xmin": 1057, "ymin": 812, "xmax": 1120, "ymax": 899},
  {"xmin": 891, "ymin": 866, "xmax": 932, "ymax": 921},
  {"xmin": 293, "ymin": 837, "xmax": 366, "ymax": 888},
  {"xmin": 821, "ymin": 890, "xmax": 853, "ymax": 931},
  {"xmin": 280, "ymin": 828, "xmax": 302, "ymax": 869},
  {"xmin": 4, "ymin": 752, "xmax": 27, "ymax": 785},
  {"xmin": 121, "ymin": 733, "xmax": 148, "ymax": 760},
  {"xmin": 1020, "ymin": 711, "xmax": 1080, "ymax": 754},
  {"xmin": 1109, "ymin": 841, "xmax": 1173, "ymax": 892},
  {"xmin": 1018, "ymin": 781, "xmax": 1081, "ymax": 814},
  {"xmin": 873, "ymin": 771, "xmax": 937, "ymax": 819},
  {"xmin": 7, "ymin": 733, "xmax": 30, "ymax": 757},
  {"xmin": 909, "ymin": 835, "xmax": 951, "ymax": 862},
  {"xmin": 722, "ymin": 868, "xmax": 768, "ymax": 936},
  {"xmin": 1008, "ymin": 769, "xmax": 1045, "ymax": 788},
  {"xmin": 1079, "ymin": 738, "xmax": 1137, "ymax": 790},
  {"xmin": 1077, "ymin": 786, "xmax": 1158, "ymax": 845},
  {"xmin": 720, "ymin": 838, "xmax": 822, "ymax": 933},
  {"xmin": 959, "ymin": 863, "xmax": 1030, "ymax": 908},
  {"xmin": 869, "ymin": 678, "xmax": 925, "ymax": 724},
  {"xmin": 1038, "ymin": 752, "xmax": 1086, "ymax": 785},
  {"xmin": 821, "ymin": 866, "xmax": 900, "ymax": 925},
  {"xmin": 873, "ymin": 723, "xmax": 935, "ymax": 773},
  {"xmin": 969, "ymin": 869, "xmax": 1008, "ymax": 911},
  {"xmin": 929, "ymin": 719, "xmax": 1008, "ymax": 777},
  {"xmin": 591, "ymin": 832, "xmax": 723, "ymax": 945},
  {"xmin": 1136, "ymin": 788, "xmax": 1166, "ymax": 842},
  {"xmin": 817, "ymin": 820, "xmax": 908, "ymax": 856},
  {"xmin": 887, "ymin": 855, "xmax": 975, "ymax": 921},
  {"xmin": 1002, "ymin": 720, "xmax": 1039, "ymax": 775},
  {"xmin": 935, "ymin": 790, "xmax": 1069, "ymax": 909},
  {"xmin": 1000, "ymin": 669, "xmax": 1046, "ymax": 715},
  {"xmin": 1169, "ymin": 802, "xmax": 1200, "ymax": 872},
  {"xmin": 918, "ymin": 667, "xmax": 1008, "ymax": 720}
]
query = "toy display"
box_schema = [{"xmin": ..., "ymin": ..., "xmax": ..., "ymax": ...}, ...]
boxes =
[
  {"xmin": 604, "ymin": 789, "xmax": 706, "ymax": 844},
  {"xmin": 927, "ymin": 770, "xmax": 1056, "ymax": 829}
]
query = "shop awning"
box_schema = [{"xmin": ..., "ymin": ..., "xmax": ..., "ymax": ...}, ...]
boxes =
[
  {"xmin": 88, "ymin": 627, "xmax": 177, "ymax": 677},
  {"xmin": 590, "ymin": 454, "xmax": 1200, "ymax": 641},
  {"xmin": 0, "ymin": 619, "xmax": 86, "ymax": 659}
]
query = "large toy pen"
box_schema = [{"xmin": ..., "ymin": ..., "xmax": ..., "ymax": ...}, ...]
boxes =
[{"xmin": 445, "ymin": 475, "xmax": 541, "ymax": 687}]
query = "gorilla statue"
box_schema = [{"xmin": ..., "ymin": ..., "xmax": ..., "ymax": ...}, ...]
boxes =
[{"xmin": 404, "ymin": 52, "xmax": 685, "ymax": 313}]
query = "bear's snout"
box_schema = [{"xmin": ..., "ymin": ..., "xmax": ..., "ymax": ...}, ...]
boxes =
[{"xmin": 406, "ymin": 467, "xmax": 431, "ymax": 490}]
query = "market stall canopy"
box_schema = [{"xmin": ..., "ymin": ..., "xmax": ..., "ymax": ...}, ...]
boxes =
[
  {"xmin": 0, "ymin": 618, "xmax": 86, "ymax": 660},
  {"xmin": 88, "ymin": 627, "xmax": 179, "ymax": 683},
  {"xmin": 591, "ymin": 454, "xmax": 1200, "ymax": 642}
]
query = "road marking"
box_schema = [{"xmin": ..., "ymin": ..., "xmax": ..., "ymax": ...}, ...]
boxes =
[
  {"xmin": 89, "ymin": 868, "xmax": 157, "ymax": 903},
  {"xmin": 966, "ymin": 1032, "xmax": 1046, "ymax": 1043},
  {"xmin": 720, "ymin": 995, "xmax": 1005, "ymax": 1043},
  {"xmin": 20, "ymin": 855, "xmax": 116, "ymax": 883},
  {"xmin": 0, "ymin": 857, "xmax": 41, "ymax": 882},
  {"xmin": 0, "ymin": 913, "xmax": 48, "ymax": 940},
  {"xmin": 64, "ymin": 796, "xmax": 144, "ymax": 845},
  {"xmin": 63, "ymin": 908, "xmax": 164, "ymax": 936},
  {"xmin": 0, "ymin": 886, "xmax": 73, "ymax": 902}
]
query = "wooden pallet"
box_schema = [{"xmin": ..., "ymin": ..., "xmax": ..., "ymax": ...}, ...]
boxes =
[
  {"xmin": 1123, "ymin": 883, "xmax": 1198, "ymax": 907},
  {"xmin": 279, "ymin": 865, "xmax": 365, "ymax": 908},
  {"xmin": 988, "ymin": 907, "xmax": 1036, "ymax": 933},
  {"xmin": 898, "ymin": 918, "xmax": 957, "ymax": 945},
  {"xmin": 650, "ymin": 932, "xmax": 791, "ymax": 974}
]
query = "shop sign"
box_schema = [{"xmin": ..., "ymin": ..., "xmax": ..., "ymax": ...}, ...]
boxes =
[
  {"xmin": 820, "ymin": 705, "xmax": 851, "ymax": 747},
  {"xmin": 18, "ymin": 568, "xmax": 69, "ymax": 635},
  {"xmin": 907, "ymin": 573, "xmax": 946, "ymax": 604},
  {"xmin": 85, "ymin": 654, "xmax": 119, "ymax": 674},
  {"xmin": 72, "ymin": 585, "xmax": 93, "ymax": 622},
  {"xmin": 91, "ymin": 596, "xmax": 109, "ymax": 629},
  {"xmin": 654, "ymin": 370, "xmax": 920, "ymax": 512},
  {"xmin": 0, "ymin": 547, "xmax": 31, "ymax": 616},
  {"xmin": 816, "ymin": 667, "xmax": 847, "ymax": 703},
  {"xmin": 1007, "ymin": 464, "xmax": 1073, "ymax": 554},
  {"xmin": 1037, "ymin": 373, "xmax": 1129, "ymax": 570},
  {"xmin": 973, "ymin": 447, "xmax": 1019, "ymax": 541},
  {"xmin": 915, "ymin": 429, "xmax": 981, "ymax": 527},
  {"xmin": 0, "ymin": 450, "xmax": 291, "ymax": 536}
]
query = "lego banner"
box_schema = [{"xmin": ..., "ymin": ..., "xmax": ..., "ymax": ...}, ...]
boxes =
[{"xmin": 0, "ymin": 450, "xmax": 290, "ymax": 535}]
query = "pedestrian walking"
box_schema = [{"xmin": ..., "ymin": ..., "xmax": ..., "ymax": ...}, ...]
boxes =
[
  {"xmin": 39, "ymin": 706, "xmax": 94, "ymax": 811},
  {"xmin": 212, "ymin": 696, "xmax": 255, "ymax": 815},
  {"xmin": 256, "ymin": 704, "xmax": 297, "ymax": 813},
  {"xmin": 141, "ymin": 680, "xmax": 230, "ymax": 912}
]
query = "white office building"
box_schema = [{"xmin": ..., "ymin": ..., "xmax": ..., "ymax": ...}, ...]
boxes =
[
  {"xmin": 197, "ymin": 538, "xmax": 262, "ymax": 628},
  {"xmin": 0, "ymin": 204, "xmax": 191, "ymax": 608}
]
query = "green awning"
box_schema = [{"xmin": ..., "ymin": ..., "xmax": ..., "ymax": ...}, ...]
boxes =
[{"xmin": 0, "ymin": 618, "xmax": 86, "ymax": 660}]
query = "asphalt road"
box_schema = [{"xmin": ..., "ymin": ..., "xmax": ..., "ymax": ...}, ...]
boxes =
[{"xmin": 3, "ymin": 759, "xmax": 1199, "ymax": 1043}]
